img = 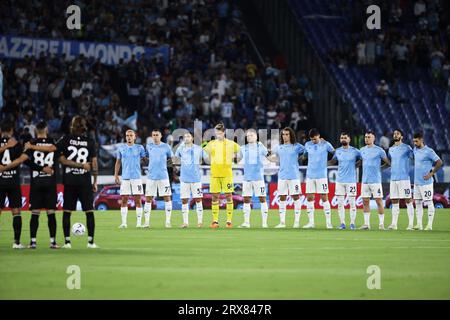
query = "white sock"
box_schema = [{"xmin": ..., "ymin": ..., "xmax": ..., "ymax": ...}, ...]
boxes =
[
  {"xmin": 144, "ymin": 202, "xmax": 152, "ymax": 225},
  {"xmin": 196, "ymin": 201, "xmax": 203, "ymax": 224},
  {"xmin": 136, "ymin": 207, "xmax": 143, "ymax": 226},
  {"xmin": 379, "ymin": 213, "xmax": 385, "ymax": 225},
  {"xmin": 307, "ymin": 200, "xmax": 315, "ymax": 224},
  {"xmin": 294, "ymin": 199, "xmax": 301, "ymax": 224},
  {"xmin": 182, "ymin": 203, "xmax": 189, "ymax": 224},
  {"xmin": 426, "ymin": 201, "xmax": 435, "ymax": 227},
  {"xmin": 349, "ymin": 197, "xmax": 356, "ymax": 224},
  {"xmin": 279, "ymin": 200, "xmax": 286, "ymax": 225},
  {"xmin": 337, "ymin": 196, "xmax": 345, "ymax": 224},
  {"xmin": 416, "ymin": 200, "xmax": 423, "ymax": 227},
  {"xmin": 243, "ymin": 203, "xmax": 251, "ymax": 224},
  {"xmin": 406, "ymin": 202, "xmax": 414, "ymax": 226},
  {"xmin": 165, "ymin": 201, "xmax": 172, "ymax": 224},
  {"xmin": 392, "ymin": 203, "xmax": 400, "ymax": 226},
  {"xmin": 120, "ymin": 206, "xmax": 128, "ymax": 225},
  {"xmin": 363, "ymin": 212, "xmax": 370, "ymax": 226},
  {"xmin": 323, "ymin": 200, "xmax": 331, "ymax": 225},
  {"xmin": 261, "ymin": 202, "xmax": 268, "ymax": 226}
]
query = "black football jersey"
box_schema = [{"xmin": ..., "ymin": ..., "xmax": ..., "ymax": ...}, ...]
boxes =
[
  {"xmin": 0, "ymin": 137, "xmax": 23, "ymax": 186},
  {"xmin": 25, "ymin": 138, "xmax": 57, "ymax": 186},
  {"xmin": 56, "ymin": 134, "xmax": 97, "ymax": 186}
]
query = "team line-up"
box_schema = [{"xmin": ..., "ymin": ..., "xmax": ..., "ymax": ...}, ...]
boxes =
[
  {"xmin": 0, "ymin": 119, "xmax": 444, "ymax": 250},
  {"xmin": 114, "ymin": 122, "xmax": 443, "ymax": 232}
]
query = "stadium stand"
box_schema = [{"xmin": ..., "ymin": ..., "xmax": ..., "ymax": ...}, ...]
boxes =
[
  {"xmin": 287, "ymin": 0, "xmax": 450, "ymax": 152},
  {"xmin": 0, "ymin": 0, "xmax": 317, "ymax": 172}
]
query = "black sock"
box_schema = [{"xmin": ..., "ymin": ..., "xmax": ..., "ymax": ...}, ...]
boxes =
[
  {"xmin": 30, "ymin": 213, "xmax": 39, "ymax": 242},
  {"xmin": 86, "ymin": 211, "xmax": 95, "ymax": 244},
  {"xmin": 47, "ymin": 213, "xmax": 57, "ymax": 243},
  {"xmin": 63, "ymin": 211, "xmax": 71, "ymax": 243},
  {"xmin": 13, "ymin": 215, "xmax": 22, "ymax": 244}
]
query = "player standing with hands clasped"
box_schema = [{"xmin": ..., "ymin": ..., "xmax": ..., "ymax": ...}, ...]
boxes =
[
  {"xmin": 387, "ymin": 129, "xmax": 415, "ymax": 230},
  {"xmin": 115, "ymin": 129, "xmax": 147, "ymax": 228},
  {"xmin": 144, "ymin": 129, "xmax": 174, "ymax": 228},
  {"xmin": 412, "ymin": 132, "xmax": 443, "ymax": 231},
  {"xmin": 359, "ymin": 131, "xmax": 390, "ymax": 230},
  {"xmin": 173, "ymin": 132, "xmax": 206, "ymax": 228},
  {"xmin": 55, "ymin": 116, "xmax": 98, "ymax": 248},
  {"xmin": 329, "ymin": 132, "xmax": 361, "ymax": 230}
]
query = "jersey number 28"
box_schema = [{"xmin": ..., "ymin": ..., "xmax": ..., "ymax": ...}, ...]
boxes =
[{"xmin": 67, "ymin": 146, "xmax": 89, "ymax": 163}]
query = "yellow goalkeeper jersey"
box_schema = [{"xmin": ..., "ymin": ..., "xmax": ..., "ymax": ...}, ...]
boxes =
[{"xmin": 203, "ymin": 139, "xmax": 240, "ymax": 178}]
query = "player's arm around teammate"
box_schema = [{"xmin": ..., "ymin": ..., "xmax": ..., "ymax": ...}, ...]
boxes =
[
  {"xmin": 237, "ymin": 129, "xmax": 269, "ymax": 228},
  {"xmin": 270, "ymin": 127, "xmax": 304, "ymax": 228},
  {"xmin": 0, "ymin": 121, "xmax": 25, "ymax": 248},
  {"xmin": 2, "ymin": 122, "xmax": 61, "ymax": 248},
  {"xmin": 116, "ymin": 130, "xmax": 146, "ymax": 228},
  {"xmin": 302, "ymin": 129, "xmax": 335, "ymax": 229}
]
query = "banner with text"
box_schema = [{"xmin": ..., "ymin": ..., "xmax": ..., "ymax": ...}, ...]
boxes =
[{"xmin": 0, "ymin": 35, "xmax": 170, "ymax": 65}]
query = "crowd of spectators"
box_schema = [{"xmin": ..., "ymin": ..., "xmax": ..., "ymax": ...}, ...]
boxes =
[
  {"xmin": 0, "ymin": 0, "xmax": 316, "ymax": 169},
  {"xmin": 328, "ymin": 0, "xmax": 450, "ymax": 86}
]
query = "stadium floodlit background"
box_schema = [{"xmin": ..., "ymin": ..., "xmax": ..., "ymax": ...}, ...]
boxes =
[{"xmin": 1, "ymin": 0, "xmax": 450, "ymax": 300}]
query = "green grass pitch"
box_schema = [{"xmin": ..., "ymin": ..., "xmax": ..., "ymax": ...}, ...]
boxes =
[{"xmin": 1, "ymin": 209, "xmax": 450, "ymax": 299}]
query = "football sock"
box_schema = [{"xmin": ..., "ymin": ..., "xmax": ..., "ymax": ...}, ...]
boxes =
[
  {"xmin": 426, "ymin": 201, "xmax": 435, "ymax": 227},
  {"xmin": 47, "ymin": 211, "xmax": 56, "ymax": 242},
  {"xmin": 136, "ymin": 207, "xmax": 143, "ymax": 225},
  {"xmin": 406, "ymin": 202, "xmax": 414, "ymax": 226},
  {"xmin": 378, "ymin": 213, "xmax": 384, "ymax": 225},
  {"xmin": 337, "ymin": 196, "xmax": 345, "ymax": 224},
  {"xmin": 349, "ymin": 197, "xmax": 357, "ymax": 224},
  {"xmin": 294, "ymin": 199, "xmax": 301, "ymax": 224},
  {"xmin": 323, "ymin": 200, "xmax": 331, "ymax": 225},
  {"xmin": 226, "ymin": 201, "xmax": 233, "ymax": 223},
  {"xmin": 12, "ymin": 214, "xmax": 22, "ymax": 245},
  {"xmin": 63, "ymin": 211, "xmax": 71, "ymax": 243},
  {"xmin": 363, "ymin": 212, "xmax": 370, "ymax": 226},
  {"xmin": 144, "ymin": 202, "xmax": 152, "ymax": 225},
  {"xmin": 196, "ymin": 201, "xmax": 203, "ymax": 224},
  {"xmin": 307, "ymin": 200, "xmax": 315, "ymax": 224},
  {"xmin": 86, "ymin": 211, "xmax": 95, "ymax": 244},
  {"xmin": 243, "ymin": 203, "xmax": 251, "ymax": 224},
  {"xmin": 120, "ymin": 206, "xmax": 128, "ymax": 225},
  {"xmin": 392, "ymin": 203, "xmax": 400, "ymax": 226},
  {"xmin": 30, "ymin": 211, "xmax": 39, "ymax": 242},
  {"xmin": 212, "ymin": 201, "xmax": 219, "ymax": 222},
  {"xmin": 182, "ymin": 203, "xmax": 189, "ymax": 225},
  {"xmin": 165, "ymin": 201, "xmax": 172, "ymax": 224},
  {"xmin": 279, "ymin": 200, "xmax": 286, "ymax": 225},
  {"xmin": 261, "ymin": 202, "xmax": 268, "ymax": 226},
  {"xmin": 416, "ymin": 200, "xmax": 423, "ymax": 226}
]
